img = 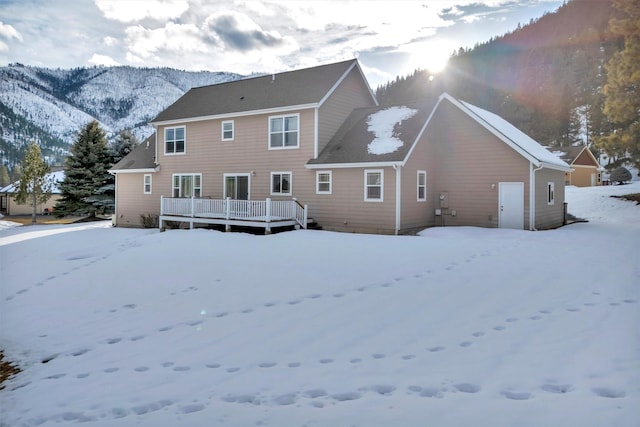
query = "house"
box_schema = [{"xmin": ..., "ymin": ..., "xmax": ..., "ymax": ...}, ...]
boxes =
[
  {"xmin": 558, "ymin": 145, "xmax": 603, "ymax": 187},
  {"xmin": 0, "ymin": 169, "xmax": 64, "ymax": 216},
  {"xmin": 110, "ymin": 60, "xmax": 572, "ymax": 234}
]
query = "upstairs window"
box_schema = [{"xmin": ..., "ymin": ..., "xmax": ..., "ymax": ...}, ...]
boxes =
[
  {"xmin": 547, "ymin": 182, "xmax": 555, "ymax": 205},
  {"xmin": 316, "ymin": 171, "xmax": 332, "ymax": 194},
  {"xmin": 269, "ymin": 114, "xmax": 299, "ymax": 149},
  {"xmin": 364, "ymin": 169, "xmax": 383, "ymax": 202},
  {"xmin": 271, "ymin": 172, "xmax": 292, "ymax": 196},
  {"xmin": 222, "ymin": 120, "xmax": 234, "ymax": 141},
  {"xmin": 417, "ymin": 170, "xmax": 426, "ymax": 201},
  {"xmin": 165, "ymin": 126, "xmax": 185, "ymax": 154}
]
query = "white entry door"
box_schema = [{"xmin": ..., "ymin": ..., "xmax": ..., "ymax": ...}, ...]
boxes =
[{"xmin": 498, "ymin": 182, "xmax": 524, "ymax": 229}]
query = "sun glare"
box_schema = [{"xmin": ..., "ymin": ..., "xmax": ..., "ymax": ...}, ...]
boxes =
[{"xmin": 409, "ymin": 39, "xmax": 454, "ymax": 75}]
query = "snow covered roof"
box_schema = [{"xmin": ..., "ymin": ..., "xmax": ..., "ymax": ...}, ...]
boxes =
[
  {"xmin": 450, "ymin": 95, "xmax": 572, "ymax": 171},
  {"xmin": 0, "ymin": 170, "xmax": 64, "ymax": 193},
  {"xmin": 308, "ymin": 101, "xmax": 435, "ymax": 166}
]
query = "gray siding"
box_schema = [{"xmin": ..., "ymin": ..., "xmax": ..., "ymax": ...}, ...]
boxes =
[{"xmin": 534, "ymin": 167, "xmax": 566, "ymax": 229}]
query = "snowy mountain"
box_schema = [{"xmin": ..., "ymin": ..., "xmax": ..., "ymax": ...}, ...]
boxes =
[{"xmin": 0, "ymin": 64, "xmax": 244, "ymax": 167}]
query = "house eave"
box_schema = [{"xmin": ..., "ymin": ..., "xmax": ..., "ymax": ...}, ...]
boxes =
[
  {"xmin": 306, "ymin": 161, "xmax": 402, "ymax": 169},
  {"xmin": 109, "ymin": 166, "xmax": 159, "ymax": 174},
  {"xmin": 150, "ymin": 103, "xmax": 319, "ymax": 127}
]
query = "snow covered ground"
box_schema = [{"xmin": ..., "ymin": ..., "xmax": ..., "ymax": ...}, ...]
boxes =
[{"xmin": 0, "ymin": 183, "xmax": 638, "ymax": 427}]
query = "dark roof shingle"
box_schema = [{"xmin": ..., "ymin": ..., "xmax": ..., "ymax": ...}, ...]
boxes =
[
  {"xmin": 110, "ymin": 134, "xmax": 157, "ymax": 172},
  {"xmin": 152, "ymin": 59, "xmax": 360, "ymax": 123}
]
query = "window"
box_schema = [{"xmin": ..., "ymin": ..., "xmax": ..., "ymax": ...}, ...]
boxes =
[
  {"xmin": 269, "ymin": 114, "xmax": 299, "ymax": 149},
  {"xmin": 165, "ymin": 126, "xmax": 185, "ymax": 154},
  {"xmin": 172, "ymin": 174, "xmax": 201, "ymax": 198},
  {"xmin": 271, "ymin": 172, "xmax": 292, "ymax": 195},
  {"xmin": 316, "ymin": 171, "xmax": 332, "ymax": 194},
  {"xmin": 364, "ymin": 169, "xmax": 383, "ymax": 202},
  {"xmin": 417, "ymin": 170, "xmax": 426, "ymax": 201},
  {"xmin": 547, "ymin": 182, "xmax": 555, "ymax": 205},
  {"xmin": 221, "ymin": 120, "xmax": 234, "ymax": 141},
  {"xmin": 143, "ymin": 174, "xmax": 152, "ymax": 194}
]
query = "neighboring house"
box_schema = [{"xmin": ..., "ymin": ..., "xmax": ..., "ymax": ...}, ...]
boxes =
[
  {"xmin": 558, "ymin": 145, "xmax": 603, "ymax": 187},
  {"xmin": 0, "ymin": 169, "xmax": 64, "ymax": 215},
  {"xmin": 110, "ymin": 60, "xmax": 572, "ymax": 234}
]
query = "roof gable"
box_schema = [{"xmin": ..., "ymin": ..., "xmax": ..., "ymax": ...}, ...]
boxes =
[
  {"xmin": 1, "ymin": 170, "xmax": 64, "ymax": 194},
  {"xmin": 152, "ymin": 59, "xmax": 375, "ymax": 124},
  {"xmin": 439, "ymin": 94, "xmax": 572, "ymax": 171}
]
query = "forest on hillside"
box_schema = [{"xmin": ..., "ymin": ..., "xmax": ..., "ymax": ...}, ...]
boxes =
[{"xmin": 375, "ymin": 0, "xmax": 638, "ymax": 172}]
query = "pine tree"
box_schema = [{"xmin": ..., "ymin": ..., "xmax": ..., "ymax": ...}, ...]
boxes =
[
  {"xmin": 111, "ymin": 129, "xmax": 140, "ymax": 164},
  {"xmin": 55, "ymin": 120, "xmax": 114, "ymax": 218},
  {"xmin": 596, "ymin": 0, "xmax": 640, "ymax": 172},
  {"xmin": 14, "ymin": 142, "xmax": 53, "ymax": 224},
  {"xmin": 0, "ymin": 165, "xmax": 10, "ymax": 188}
]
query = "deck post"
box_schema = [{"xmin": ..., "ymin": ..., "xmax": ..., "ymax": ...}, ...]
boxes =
[
  {"xmin": 265, "ymin": 198, "xmax": 271, "ymax": 234},
  {"xmin": 225, "ymin": 197, "xmax": 231, "ymax": 232},
  {"xmin": 159, "ymin": 196, "xmax": 164, "ymax": 231},
  {"xmin": 191, "ymin": 196, "xmax": 195, "ymax": 217},
  {"xmin": 304, "ymin": 204, "xmax": 308, "ymax": 229}
]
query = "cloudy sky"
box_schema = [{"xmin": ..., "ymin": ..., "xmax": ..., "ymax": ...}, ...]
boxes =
[{"xmin": 0, "ymin": 0, "xmax": 563, "ymax": 88}]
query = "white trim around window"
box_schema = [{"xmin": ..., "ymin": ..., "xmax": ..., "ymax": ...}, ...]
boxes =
[
  {"xmin": 268, "ymin": 113, "xmax": 299, "ymax": 149},
  {"xmin": 316, "ymin": 171, "xmax": 332, "ymax": 194},
  {"xmin": 364, "ymin": 169, "xmax": 384, "ymax": 202},
  {"xmin": 143, "ymin": 174, "xmax": 152, "ymax": 194},
  {"xmin": 271, "ymin": 171, "xmax": 292, "ymax": 196},
  {"xmin": 417, "ymin": 170, "xmax": 426, "ymax": 202},
  {"xmin": 172, "ymin": 173, "xmax": 202, "ymax": 198},
  {"xmin": 221, "ymin": 120, "xmax": 234, "ymax": 141},
  {"xmin": 547, "ymin": 181, "xmax": 555, "ymax": 205},
  {"xmin": 164, "ymin": 126, "xmax": 186, "ymax": 155}
]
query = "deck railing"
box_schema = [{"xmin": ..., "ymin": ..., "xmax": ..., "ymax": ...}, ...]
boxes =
[{"xmin": 160, "ymin": 196, "xmax": 308, "ymax": 229}]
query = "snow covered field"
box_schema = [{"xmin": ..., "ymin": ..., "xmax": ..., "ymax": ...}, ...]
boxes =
[{"xmin": 1, "ymin": 183, "xmax": 638, "ymax": 427}]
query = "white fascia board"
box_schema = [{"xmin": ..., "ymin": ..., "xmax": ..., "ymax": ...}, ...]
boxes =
[
  {"xmin": 306, "ymin": 161, "xmax": 401, "ymax": 169},
  {"xmin": 539, "ymin": 162, "xmax": 573, "ymax": 173},
  {"xmin": 109, "ymin": 167, "xmax": 159, "ymax": 174},
  {"xmin": 150, "ymin": 103, "xmax": 318, "ymax": 127}
]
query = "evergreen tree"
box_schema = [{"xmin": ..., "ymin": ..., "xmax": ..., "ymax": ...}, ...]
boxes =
[
  {"xmin": 0, "ymin": 165, "xmax": 10, "ymax": 188},
  {"xmin": 14, "ymin": 142, "xmax": 53, "ymax": 224},
  {"xmin": 111, "ymin": 129, "xmax": 140, "ymax": 164},
  {"xmin": 596, "ymin": 0, "xmax": 640, "ymax": 172},
  {"xmin": 55, "ymin": 120, "xmax": 114, "ymax": 217}
]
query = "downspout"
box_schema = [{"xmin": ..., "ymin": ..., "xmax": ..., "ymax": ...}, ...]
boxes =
[
  {"xmin": 529, "ymin": 163, "xmax": 543, "ymax": 231},
  {"xmin": 314, "ymin": 107, "xmax": 319, "ymax": 159},
  {"xmin": 112, "ymin": 172, "xmax": 118, "ymax": 227},
  {"xmin": 393, "ymin": 164, "xmax": 401, "ymax": 235}
]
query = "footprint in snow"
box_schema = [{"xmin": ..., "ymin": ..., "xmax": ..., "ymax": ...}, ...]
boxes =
[
  {"xmin": 303, "ymin": 389, "xmax": 327, "ymax": 398},
  {"xmin": 493, "ymin": 326, "xmax": 506, "ymax": 331},
  {"xmin": 206, "ymin": 363, "xmax": 221, "ymax": 369},
  {"xmin": 453, "ymin": 383, "xmax": 481, "ymax": 393},
  {"xmin": 288, "ymin": 362, "xmax": 301, "ymax": 368},
  {"xmin": 419, "ymin": 387, "xmax": 442, "ymax": 398},
  {"xmin": 104, "ymin": 367, "xmax": 119, "ymax": 373},
  {"xmin": 502, "ymin": 390, "xmax": 531, "ymax": 400},
  {"xmin": 106, "ymin": 337, "xmax": 122, "ymax": 345},
  {"xmin": 369, "ymin": 385, "xmax": 396, "ymax": 395},
  {"xmin": 331, "ymin": 391, "xmax": 362, "ymax": 402},
  {"xmin": 172, "ymin": 366, "xmax": 190, "ymax": 372},
  {"xmin": 319, "ymin": 358, "xmax": 334, "ymax": 364},
  {"xmin": 428, "ymin": 346, "xmax": 445, "ymax": 352},
  {"xmin": 623, "ymin": 299, "xmax": 637, "ymax": 304},
  {"xmin": 158, "ymin": 326, "xmax": 173, "ymax": 332},
  {"xmin": 161, "ymin": 362, "xmax": 174, "ymax": 368},
  {"xmin": 259, "ymin": 362, "xmax": 277, "ymax": 368},
  {"xmin": 459, "ymin": 341, "xmax": 472, "ymax": 348},
  {"xmin": 130, "ymin": 335, "xmax": 145, "ymax": 341},
  {"xmin": 530, "ymin": 315, "xmax": 542, "ymax": 320},
  {"xmin": 541, "ymin": 383, "xmax": 573, "ymax": 394},
  {"xmin": 472, "ymin": 331, "xmax": 485, "ymax": 337},
  {"xmin": 505, "ymin": 317, "xmax": 518, "ymax": 323},
  {"xmin": 402, "ymin": 354, "xmax": 416, "ymax": 360},
  {"xmin": 592, "ymin": 387, "xmax": 626, "ymax": 398},
  {"xmin": 134, "ymin": 366, "xmax": 149, "ymax": 372},
  {"xmin": 71, "ymin": 348, "xmax": 91, "ymax": 357}
]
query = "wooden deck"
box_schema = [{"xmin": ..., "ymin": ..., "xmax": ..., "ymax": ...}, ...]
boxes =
[{"xmin": 159, "ymin": 197, "xmax": 308, "ymax": 234}]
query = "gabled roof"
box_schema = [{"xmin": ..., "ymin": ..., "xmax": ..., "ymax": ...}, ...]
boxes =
[
  {"xmin": 1, "ymin": 169, "xmax": 64, "ymax": 194},
  {"xmin": 308, "ymin": 93, "xmax": 572, "ymax": 172},
  {"xmin": 441, "ymin": 94, "xmax": 572, "ymax": 172},
  {"xmin": 151, "ymin": 59, "xmax": 376, "ymax": 124},
  {"xmin": 557, "ymin": 145, "xmax": 601, "ymax": 168},
  {"xmin": 308, "ymin": 100, "xmax": 435, "ymax": 167},
  {"xmin": 109, "ymin": 134, "xmax": 158, "ymax": 173}
]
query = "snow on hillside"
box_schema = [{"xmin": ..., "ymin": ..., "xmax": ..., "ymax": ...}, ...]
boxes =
[
  {"xmin": 0, "ymin": 65, "xmax": 243, "ymax": 153},
  {"xmin": 0, "ymin": 183, "xmax": 638, "ymax": 427}
]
